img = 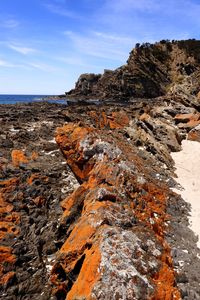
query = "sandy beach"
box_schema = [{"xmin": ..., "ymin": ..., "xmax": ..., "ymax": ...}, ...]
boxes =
[{"xmin": 172, "ymin": 140, "xmax": 200, "ymax": 249}]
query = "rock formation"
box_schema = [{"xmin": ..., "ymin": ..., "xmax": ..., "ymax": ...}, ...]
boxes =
[
  {"xmin": 50, "ymin": 99, "xmax": 200, "ymax": 300},
  {"xmin": 66, "ymin": 39, "xmax": 200, "ymax": 105},
  {"xmin": 1, "ymin": 97, "xmax": 200, "ymax": 299},
  {"xmin": 1, "ymin": 40, "xmax": 200, "ymax": 299}
]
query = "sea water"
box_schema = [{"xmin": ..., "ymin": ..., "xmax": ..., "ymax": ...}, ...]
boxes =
[{"xmin": 0, "ymin": 94, "xmax": 67, "ymax": 105}]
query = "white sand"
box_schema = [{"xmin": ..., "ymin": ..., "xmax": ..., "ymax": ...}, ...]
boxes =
[{"xmin": 171, "ymin": 140, "xmax": 200, "ymax": 249}]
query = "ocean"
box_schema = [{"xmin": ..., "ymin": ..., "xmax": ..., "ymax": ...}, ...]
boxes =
[{"xmin": 0, "ymin": 94, "xmax": 67, "ymax": 105}]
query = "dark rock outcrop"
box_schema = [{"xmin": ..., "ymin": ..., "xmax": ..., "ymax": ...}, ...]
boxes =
[
  {"xmin": 1, "ymin": 99, "xmax": 200, "ymax": 299},
  {"xmin": 1, "ymin": 39, "xmax": 200, "ymax": 300},
  {"xmin": 0, "ymin": 103, "xmax": 79, "ymax": 299},
  {"xmin": 66, "ymin": 39, "xmax": 200, "ymax": 104}
]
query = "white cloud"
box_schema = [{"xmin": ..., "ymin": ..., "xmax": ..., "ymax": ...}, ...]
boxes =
[
  {"xmin": 57, "ymin": 55, "xmax": 103, "ymax": 70},
  {"xmin": 44, "ymin": 3, "xmax": 81, "ymax": 19},
  {"xmin": 8, "ymin": 44, "xmax": 37, "ymax": 55},
  {"xmin": 104, "ymin": 0, "xmax": 200, "ymax": 15},
  {"xmin": 93, "ymin": 0, "xmax": 200, "ymax": 42},
  {"xmin": 64, "ymin": 30, "xmax": 73, "ymax": 36},
  {"xmin": 93, "ymin": 31, "xmax": 133, "ymax": 43},
  {"xmin": 0, "ymin": 59, "xmax": 29, "ymax": 69},
  {"xmin": 0, "ymin": 59, "xmax": 15, "ymax": 68},
  {"xmin": 28, "ymin": 62, "xmax": 57, "ymax": 72},
  {"xmin": 64, "ymin": 30, "xmax": 136, "ymax": 62},
  {"xmin": 0, "ymin": 58, "xmax": 56, "ymax": 72},
  {"xmin": 1, "ymin": 19, "xmax": 20, "ymax": 29},
  {"xmin": 104, "ymin": 0, "xmax": 160, "ymax": 13},
  {"xmin": 52, "ymin": 0, "xmax": 66, "ymax": 3}
]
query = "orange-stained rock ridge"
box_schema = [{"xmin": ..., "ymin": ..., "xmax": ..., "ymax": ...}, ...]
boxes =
[
  {"xmin": 0, "ymin": 178, "xmax": 20, "ymax": 287},
  {"xmin": 1, "ymin": 100, "xmax": 200, "ymax": 300},
  {"xmin": 51, "ymin": 103, "xmax": 200, "ymax": 300}
]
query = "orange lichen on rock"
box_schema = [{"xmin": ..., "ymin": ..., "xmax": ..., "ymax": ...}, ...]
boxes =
[
  {"xmin": 55, "ymin": 183, "xmax": 108, "ymax": 296},
  {"xmin": 0, "ymin": 246, "xmax": 16, "ymax": 264},
  {"xmin": 0, "ymin": 177, "xmax": 19, "ymax": 188},
  {"xmin": 126, "ymin": 174, "xmax": 180, "ymax": 298},
  {"xmin": 0, "ymin": 194, "xmax": 13, "ymax": 214},
  {"xmin": 56, "ymin": 124, "xmax": 95, "ymax": 181},
  {"xmin": 0, "ymin": 221, "xmax": 19, "ymax": 239},
  {"xmin": 174, "ymin": 113, "xmax": 200, "ymax": 129},
  {"xmin": 0, "ymin": 177, "xmax": 19, "ymax": 287},
  {"xmin": 0, "ymin": 271, "xmax": 15, "ymax": 286},
  {"xmin": 89, "ymin": 110, "xmax": 129, "ymax": 129},
  {"xmin": 0, "ymin": 178, "xmax": 20, "ymax": 239},
  {"xmin": 60, "ymin": 219, "xmax": 96, "ymax": 254},
  {"xmin": 27, "ymin": 174, "xmax": 39, "ymax": 185},
  {"xmin": 11, "ymin": 149, "xmax": 28, "ymax": 167},
  {"xmin": 27, "ymin": 173, "xmax": 48, "ymax": 185},
  {"xmin": 134, "ymin": 182, "xmax": 169, "ymax": 234},
  {"xmin": 11, "ymin": 149, "xmax": 39, "ymax": 167},
  {"xmin": 174, "ymin": 113, "xmax": 200, "ymax": 122},
  {"xmin": 188, "ymin": 130, "xmax": 200, "ymax": 142},
  {"xmin": 1, "ymin": 212, "xmax": 20, "ymax": 224},
  {"xmin": 107, "ymin": 111, "xmax": 130, "ymax": 129},
  {"xmin": 53, "ymin": 120, "xmax": 181, "ymax": 299},
  {"xmin": 66, "ymin": 243, "xmax": 101, "ymax": 300},
  {"xmin": 132, "ymin": 182, "xmax": 181, "ymax": 299},
  {"xmin": 152, "ymin": 251, "xmax": 181, "ymax": 300},
  {"xmin": 0, "ymin": 241, "xmax": 16, "ymax": 285},
  {"xmin": 31, "ymin": 151, "xmax": 39, "ymax": 160}
]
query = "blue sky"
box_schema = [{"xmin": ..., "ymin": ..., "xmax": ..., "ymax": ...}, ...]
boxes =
[{"xmin": 0, "ymin": 0, "xmax": 200, "ymax": 94}]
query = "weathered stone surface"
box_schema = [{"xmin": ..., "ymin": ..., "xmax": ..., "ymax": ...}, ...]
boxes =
[
  {"xmin": 67, "ymin": 73, "xmax": 101, "ymax": 97},
  {"xmin": 53, "ymin": 122, "xmax": 181, "ymax": 299},
  {"xmin": 50, "ymin": 102, "xmax": 200, "ymax": 300},
  {"xmin": 174, "ymin": 113, "xmax": 200, "ymax": 130},
  {"xmin": 1, "ymin": 83, "xmax": 200, "ymax": 299},
  {"xmin": 0, "ymin": 102, "xmax": 79, "ymax": 299},
  {"xmin": 66, "ymin": 40, "xmax": 200, "ymax": 105},
  {"xmin": 0, "ymin": 177, "xmax": 19, "ymax": 288},
  {"xmin": 188, "ymin": 124, "xmax": 200, "ymax": 142}
]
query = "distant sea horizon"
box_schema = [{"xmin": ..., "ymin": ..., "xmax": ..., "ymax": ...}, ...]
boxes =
[{"xmin": 0, "ymin": 94, "xmax": 67, "ymax": 105}]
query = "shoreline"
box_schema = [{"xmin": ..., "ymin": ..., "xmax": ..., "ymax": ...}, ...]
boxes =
[
  {"xmin": 1, "ymin": 101, "xmax": 200, "ymax": 299},
  {"xmin": 0, "ymin": 94, "xmax": 68, "ymax": 105}
]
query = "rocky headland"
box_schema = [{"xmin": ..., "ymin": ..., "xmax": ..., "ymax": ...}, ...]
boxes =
[
  {"xmin": 66, "ymin": 39, "xmax": 200, "ymax": 107},
  {"xmin": 1, "ymin": 40, "xmax": 200, "ymax": 299}
]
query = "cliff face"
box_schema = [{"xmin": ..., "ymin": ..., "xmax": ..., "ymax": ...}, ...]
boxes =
[{"xmin": 66, "ymin": 39, "xmax": 200, "ymax": 102}]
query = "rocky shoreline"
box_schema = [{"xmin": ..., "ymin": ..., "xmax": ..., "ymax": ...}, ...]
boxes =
[
  {"xmin": 0, "ymin": 102, "xmax": 79, "ymax": 299},
  {"xmin": 0, "ymin": 97, "xmax": 200, "ymax": 299}
]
